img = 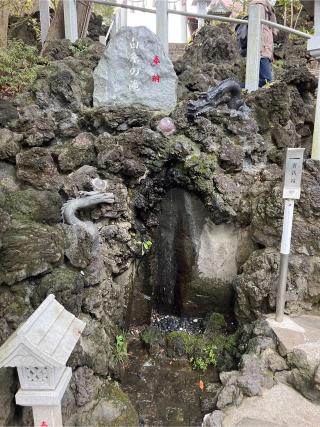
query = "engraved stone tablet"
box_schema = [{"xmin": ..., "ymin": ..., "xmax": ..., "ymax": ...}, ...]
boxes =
[{"xmin": 93, "ymin": 26, "xmax": 177, "ymax": 112}]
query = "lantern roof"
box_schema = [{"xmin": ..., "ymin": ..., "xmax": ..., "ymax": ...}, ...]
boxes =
[{"xmin": 0, "ymin": 295, "xmax": 85, "ymax": 369}]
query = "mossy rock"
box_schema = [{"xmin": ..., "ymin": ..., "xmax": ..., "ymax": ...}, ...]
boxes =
[
  {"xmin": 140, "ymin": 326, "xmax": 165, "ymax": 357},
  {"xmin": 204, "ymin": 312, "xmax": 227, "ymax": 338},
  {"xmin": 0, "ymin": 220, "xmax": 66, "ymax": 285},
  {"xmin": 32, "ymin": 267, "xmax": 85, "ymax": 316},
  {"xmin": 166, "ymin": 331, "xmax": 191, "ymax": 358},
  {"xmin": 66, "ymin": 381, "xmax": 139, "ymax": 427},
  {"xmin": 5, "ymin": 188, "xmax": 62, "ymax": 224}
]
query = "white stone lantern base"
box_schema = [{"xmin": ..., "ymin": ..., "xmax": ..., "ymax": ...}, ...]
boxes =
[{"xmin": 16, "ymin": 367, "xmax": 72, "ymax": 427}]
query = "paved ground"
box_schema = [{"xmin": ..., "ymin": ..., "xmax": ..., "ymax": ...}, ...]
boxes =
[
  {"xmin": 266, "ymin": 314, "xmax": 320, "ymax": 356},
  {"xmin": 222, "ymin": 383, "xmax": 320, "ymax": 427}
]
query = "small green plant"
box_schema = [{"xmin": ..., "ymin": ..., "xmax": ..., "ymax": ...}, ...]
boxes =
[
  {"xmin": 136, "ymin": 239, "xmax": 153, "ymax": 256},
  {"xmin": 263, "ymin": 81, "xmax": 274, "ymax": 89},
  {"xmin": 189, "ymin": 341, "xmax": 218, "ymax": 371},
  {"xmin": 273, "ymin": 59, "xmax": 284, "ymax": 69},
  {"xmin": 113, "ymin": 333, "xmax": 128, "ymax": 366},
  {"xmin": 166, "ymin": 314, "xmax": 238, "ymax": 372},
  {"xmin": 70, "ymin": 40, "xmax": 89, "ymax": 57},
  {"xmin": 0, "ymin": 40, "xmax": 48, "ymax": 97}
]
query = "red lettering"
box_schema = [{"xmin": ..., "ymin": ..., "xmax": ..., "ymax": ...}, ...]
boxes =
[
  {"xmin": 151, "ymin": 74, "xmax": 161, "ymax": 83},
  {"xmin": 153, "ymin": 55, "xmax": 160, "ymax": 65}
]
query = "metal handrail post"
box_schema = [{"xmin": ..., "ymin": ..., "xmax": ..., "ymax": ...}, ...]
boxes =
[
  {"xmin": 180, "ymin": 0, "xmax": 187, "ymax": 43},
  {"xmin": 276, "ymin": 200, "xmax": 294, "ymax": 322},
  {"xmin": 120, "ymin": 0, "xmax": 128, "ymax": 28},
  {"xmin": 156, "ymin": 0, "xmax": 169, "ymax": 54},
  {"xmin": 245, "ymin": 4, "xmax": 263, "ymax": 92},
  {"xmin": 197, "ymin": 0, "xmax": 207, "ymax": 28},
  {"xmin": 63, "ymin": 0, "xmax": 78, "ymax": 42}
]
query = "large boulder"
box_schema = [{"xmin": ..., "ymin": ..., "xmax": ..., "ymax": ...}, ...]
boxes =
[
  {"xmin": 93, "ymin": 26, "xmax": 177, "ymax": 112},
  {"xmin": 16, "ymin": 148, "xmax": 63, "ymax": 191},
  {"xmin": 65, "ymin": 379, "xmax": 139, "ymax": 427},
  {"xmin": 206, "ymin": 383, "xmax": 320, "ymax": 427},
  {"xmin": 0, "ymin": 221, "xmax": 66, "ymax": 285}
]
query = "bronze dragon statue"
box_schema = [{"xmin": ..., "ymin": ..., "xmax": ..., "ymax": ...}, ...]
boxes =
[{"xmin": 187, "ymin": 79, "xmax": 245, "ymax": 119}]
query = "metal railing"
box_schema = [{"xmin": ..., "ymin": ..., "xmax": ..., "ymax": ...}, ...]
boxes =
[
  {"xmin": 39, "ymin": 0, "xmax": 312, "ymax": 92},
  {"xmin": 261, "ymin": 18, "xmax": 311, "ymax": 39},
  {"xmin": 90, "ymin": 0, "xmax": 246, "ymax": 24}
]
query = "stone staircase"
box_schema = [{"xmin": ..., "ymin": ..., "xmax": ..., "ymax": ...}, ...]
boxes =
[{"xmin": 169, "ymin": 43, "xmax": 187, "ymax": 62}]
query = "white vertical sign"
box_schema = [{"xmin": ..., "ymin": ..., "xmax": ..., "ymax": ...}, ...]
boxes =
[{"xmin": 282, "ymin": 148, "xmax": 305, "ymax": 200}]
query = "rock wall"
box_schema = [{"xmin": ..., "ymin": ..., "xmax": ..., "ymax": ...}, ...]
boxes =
[{"xmin": 0, "ymin": 25, "xmax": 319, "ymax": 424}]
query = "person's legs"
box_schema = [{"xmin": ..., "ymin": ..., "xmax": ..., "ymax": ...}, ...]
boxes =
[{"xmin": 259, "ymin": 58, "xmax": 273, "ymax": 87}]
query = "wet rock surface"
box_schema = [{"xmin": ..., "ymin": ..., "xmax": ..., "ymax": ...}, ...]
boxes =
[{"xmin": 121, "ymin": 339, "xmax": 220, "ymax": 427}]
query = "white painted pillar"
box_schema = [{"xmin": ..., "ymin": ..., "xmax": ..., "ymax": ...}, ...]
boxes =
[
  {"xmin": 156, "ymin": 0, "xmax": 168, "ymax": 54},
  {"xmin": 180, "ymin": 0, "xmax": 187, "ymax": 43},
  {"xmin": 63, "ymin": 0, "xmax": 78, "ymax": 42},
  {"xmin": 197, "ymin": 0, "xmax": 207, "ymax": 28},
  {"xmin": 39, "ymin": 0, "xmax": 50, "ymax": 45},
  {"xmin": 120, "ymin": 0, "xmax": 128, "ymax": 27},
  {"xmin": 311, "ymin": 1, "xmax": 320, "ymax": 160},
  {"xmin": 114, "ymin": 8, "xmax": 120, "ymax": 33},
  {"xmin": 245, "ymin": 3, "xmax": 263, "ymax": 92}
]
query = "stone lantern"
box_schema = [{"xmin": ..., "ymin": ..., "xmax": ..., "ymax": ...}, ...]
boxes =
[{"xmin": 0, "ymin": 294, "xmax": 86, "ymax": 427}]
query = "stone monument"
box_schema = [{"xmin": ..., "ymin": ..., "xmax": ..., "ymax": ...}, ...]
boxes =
[
  {"xmin": 93, "ymin": 26, "xmax": 178, "ymax": 112},
  {"xmin": 0, "ymin": 294, "xmax": 85, "ymax": 427}
]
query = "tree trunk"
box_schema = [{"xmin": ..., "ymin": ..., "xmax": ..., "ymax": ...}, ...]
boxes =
[
  {"xmin": 44, "ymin": 0, "xmax": 92, "ymax": 44},
  {"xmin": 0, "ymin": 6, "xmax": 9, "ymax": 48}
]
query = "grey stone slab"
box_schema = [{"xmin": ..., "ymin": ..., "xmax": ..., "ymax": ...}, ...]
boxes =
[
  {"xmin": 93, "ymin": 26, "xmax": 177, "ymax": 112},
  {"xmin": 222, "ymin": 384, "xmax": 320, "ymax": 427},
  {"xmin": 266, "ymin": 314, "xmax": 320, "ymax": 356}
]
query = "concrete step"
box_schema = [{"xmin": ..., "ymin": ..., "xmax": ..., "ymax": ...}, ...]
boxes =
[{"xmin": 266, "ymin": 314, "xmax": 320, "ymax": 356}]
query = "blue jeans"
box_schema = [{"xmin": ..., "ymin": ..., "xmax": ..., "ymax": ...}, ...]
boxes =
[{"xmin": 259, "ymin": 57, "xmax": 272, "ymax": 87}]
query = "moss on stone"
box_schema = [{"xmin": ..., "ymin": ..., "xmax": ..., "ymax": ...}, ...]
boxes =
[
  {"xmin": 5, "ymin": 188, "xmax": 62, "ymax": 223},
  {"xmin": 33, "ymin": 267, "xmax": 85, "ymax": 315},
  {"xmin": 205, "ymin": 312, "xmax": 227, "ymax": 336},
  {"xmin": 92, "ymin": 382, "xmax": 139, "ymax": 427},
  {"xmin": 140, "ymin": 326, "xmax": 165, "ymax": 357},
  {"xmin": 68, "ymin": 381, "xmax": 139, "ymax": 427}
]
